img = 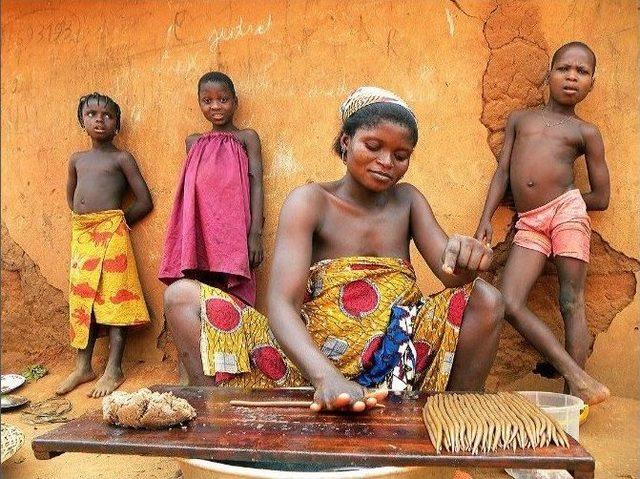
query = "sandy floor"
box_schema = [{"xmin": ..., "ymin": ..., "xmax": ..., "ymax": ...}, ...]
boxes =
[{"xmin": 1, "ymin": 360, "xmax": 638, "ymax": 479}]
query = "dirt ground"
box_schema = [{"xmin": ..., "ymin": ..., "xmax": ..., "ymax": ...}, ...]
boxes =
[{"xmin": 1, "ymin": 359, "xmax": 638, "ymax": 479}]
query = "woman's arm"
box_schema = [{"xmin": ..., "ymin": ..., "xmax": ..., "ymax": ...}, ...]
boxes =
[
  {"xmin": 408, "ymin": 186, "xmax": 492, "ymax": 288},
  {"xmin": 267, "ymin": 186, "xmax": 384, "ymax": 411}
]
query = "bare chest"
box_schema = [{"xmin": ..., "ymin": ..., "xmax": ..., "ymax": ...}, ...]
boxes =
[
  {"xmin": 75, "ymin": 157, "xmax": 125, "ymax": 184},
  {"xmin": 513, "ymin": 116, "xmax": 584, "ymax": 163},
  {"xmin": 314, "ymin": 203, "xmax": 410, "ymax": 259}
]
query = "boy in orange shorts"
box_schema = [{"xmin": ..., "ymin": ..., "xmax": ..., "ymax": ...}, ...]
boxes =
[{"xmin": 475, "ymin": 42, "xmax": 610, "ymax": 405}]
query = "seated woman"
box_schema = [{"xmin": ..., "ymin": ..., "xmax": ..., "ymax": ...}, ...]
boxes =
[{"xmin": 164, "ymin": 86, "xmax": 504, "ymax": 412}]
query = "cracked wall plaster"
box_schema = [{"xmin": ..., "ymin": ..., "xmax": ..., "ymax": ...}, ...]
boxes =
[{"xmin": 1, "ymin": 222, "xmax": 70, "ymax": 370}]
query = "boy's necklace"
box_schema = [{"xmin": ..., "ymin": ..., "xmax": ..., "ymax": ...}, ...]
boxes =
[{"xmin": 540, "ymin": 106, "xmax": 573, "ymax": 127}]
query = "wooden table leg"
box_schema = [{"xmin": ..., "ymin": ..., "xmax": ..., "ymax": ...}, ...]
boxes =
[
  {"xmin": 33, "ymin": 449, "xmax": 64, "ymax": 460},
  {"xmin": 569, "ymin": 469, "xmax": 594, "ymax": 479}
]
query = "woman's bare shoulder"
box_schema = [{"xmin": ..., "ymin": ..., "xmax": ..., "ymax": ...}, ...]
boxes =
[
  {"xmin": 284, "ymin": 182, "xmax": 332, "ymax": 207},
  {"xmin": 277, "ymin": 183, "xmax": 332, "ymax": 230},
  {"xmin": 393, "ymin": 182, "xmax": 424, "ymax": 202}
]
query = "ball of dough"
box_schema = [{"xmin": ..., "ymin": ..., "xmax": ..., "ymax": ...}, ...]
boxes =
[{"xmin": 103, "ymin": 388, "xmax": 196, "ymax": 429}]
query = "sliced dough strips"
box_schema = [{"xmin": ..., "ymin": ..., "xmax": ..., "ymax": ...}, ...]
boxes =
[{"xmin": 423, "ymin": 392, "xmax": 570, "ymax": 454}]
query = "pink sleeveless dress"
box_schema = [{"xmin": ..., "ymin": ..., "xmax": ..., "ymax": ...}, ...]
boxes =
[{"xmin": 159, "ymin": 131, "xmax": 256, "ymax": 306}]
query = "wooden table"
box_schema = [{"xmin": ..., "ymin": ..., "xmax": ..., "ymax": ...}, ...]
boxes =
[{"xmin": 32, "ymin": 385, "xmax": 595, "ymax": 478}]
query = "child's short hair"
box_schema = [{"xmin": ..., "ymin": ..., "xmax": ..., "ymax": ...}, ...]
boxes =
[
  {"xmin": 77, "ymin": 92, "xmax": 121, "ymax": 131},
  {"xmin": 551, "ymin": 41, "xmax": 597, "ymax": 72},
  {"xmin": 198, "ymin": 71, "xmax": 236, "ymax": 98},
  {"xmin": 332, "ymin": 102, "xmax": 419, "ymax": 156}
]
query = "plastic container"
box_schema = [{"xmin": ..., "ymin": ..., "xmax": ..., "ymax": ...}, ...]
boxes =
[
  {"xmin": 505, "ymin": 391, "xmax": 584, "ymax": 479},
  {"xmin": 516, "ymin": 391, "xmax": 584, "ymax": 440}
]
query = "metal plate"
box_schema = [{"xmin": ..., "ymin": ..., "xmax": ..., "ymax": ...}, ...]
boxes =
[
  {"xmin": 1, "ymin": 374, "xmax": 26, "ymax": 394},
  {"xmin": 1, "ymin": 395, "xmax": 29, "ymax": 410}
]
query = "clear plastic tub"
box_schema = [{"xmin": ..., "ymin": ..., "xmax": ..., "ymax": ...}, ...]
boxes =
[
  {"xmin": 505, "ymin": 391, "xmax": 584, "ymax": 479},
  {"xmin": 516, "ymin": 391, "xmax": 584, "ymax": 440}
]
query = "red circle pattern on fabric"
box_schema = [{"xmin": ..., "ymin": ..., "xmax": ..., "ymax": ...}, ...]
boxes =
[
  {"xmin": 251, "ymin": 345, "xmax": 287, "ymax": 381},
  {"xmin": 340, "ymin": 280, "xmax": 380, "ymax": 318},
  {"xmin": 205, "ymin": 298, "xmax": 241, "ymax": 332},
  {"xmin": 360, "ymin": 334, "xmax": 383, "ymax": 370},
  {"xmin": 447, "ymin": 291, "xmax": 467, "ymax": 327},
  {"xmin": 414, "ymin": 341, "xmax": 432, "ymax": 373}
]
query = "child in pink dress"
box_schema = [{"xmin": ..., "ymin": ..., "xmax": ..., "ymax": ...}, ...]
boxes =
[{"xmin": 159, "ymin": 72, "xmax": 264, "ymax": 306}]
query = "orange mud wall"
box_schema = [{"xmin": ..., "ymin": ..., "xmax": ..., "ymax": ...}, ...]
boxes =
[{"xmin": 2, "ymin": 1, "xmax": 638, "ymax": 397}]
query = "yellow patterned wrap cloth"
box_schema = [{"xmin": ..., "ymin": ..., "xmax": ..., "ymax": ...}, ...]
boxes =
[
  {"xmin": 69, "ymin": 209, "xmax": 150, "ymax": 349},
  {"xmin": 200, "ymin": 256, "xmax": 474, "ymax": 391}
]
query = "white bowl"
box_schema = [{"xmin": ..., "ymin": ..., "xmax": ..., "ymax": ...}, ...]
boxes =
[{"xmin": 177, "ymin": 459, "xmax": 446, "ymax": 479}]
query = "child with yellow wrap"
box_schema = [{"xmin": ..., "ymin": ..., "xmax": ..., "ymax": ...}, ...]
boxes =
[{"xmin": 57, "ymin": 93, "xmax": 153, "ymax": 398}]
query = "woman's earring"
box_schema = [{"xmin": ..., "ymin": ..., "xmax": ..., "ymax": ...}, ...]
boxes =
[{"xmin": 341, "ymin": 148, "xmax": 346, "ymax": 163}]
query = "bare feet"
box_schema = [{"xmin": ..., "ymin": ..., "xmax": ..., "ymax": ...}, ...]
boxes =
[
  {"xmin": 568, "ymin": 373, "xmax": 610, "ymax": 405},
  {"xmin": 89, "ymin": 370, "xmax": 124, "ymax": 398},
  {"xmin": 56, "ymin": 368, "xmax": 96, "ymax": 395}
]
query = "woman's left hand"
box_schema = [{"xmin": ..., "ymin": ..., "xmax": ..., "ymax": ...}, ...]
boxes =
[
  {"xmin": 441, "ymin": 234, "xmax": 493, "ymax": 274},
  {"xmin": 311, "ymin": 373, "xmax": 388, "ymax": 412},
  {"xmin": 248, "ymin": 231, "xmax": 264, "ymax": 269}
]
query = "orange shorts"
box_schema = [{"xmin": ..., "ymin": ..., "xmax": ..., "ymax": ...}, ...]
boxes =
[{"xmin": 513, "ymin": 189, "xmax": 591, "ymax": 263}]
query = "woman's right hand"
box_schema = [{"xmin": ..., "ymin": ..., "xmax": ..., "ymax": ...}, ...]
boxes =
[
  {"xmin": 311, "ymin": 374, "xmax": 387, "ymax": 412},
  {"xmin": 474, "ymin": 219, "xmax": 493, "ymax": 246}
]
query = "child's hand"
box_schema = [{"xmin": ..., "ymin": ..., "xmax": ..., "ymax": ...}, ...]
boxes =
[
  {"xmin": 248, "ymin": 231, "xmax": 263, "ymax": 269},
  {"xmin": 311, "ymin": 374, "xmax": 387, "ymax": 413},
  {"xmin": 474, "ymin": 220, "xmax": 493, "ymax": 247},
  {"xmin": 441, "ymin": 234, "xmax": 493, "ymax": 274}
]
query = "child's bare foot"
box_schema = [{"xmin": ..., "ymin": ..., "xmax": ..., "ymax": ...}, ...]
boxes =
[
  {"xmin": 56, "ymin": 368, "xmax": 96, "ymax": 395},
  {"xmin": 569, "ymin": 374, "xmax": 610, "ymax": 405},
  {"xmin": 89, "ymin": 370, "xmax": 124, "ymax": 398}
]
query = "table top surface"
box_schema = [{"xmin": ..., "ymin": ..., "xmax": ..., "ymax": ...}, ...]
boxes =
[{"xmin": 31, "ymin": 385, "xmax": 594, "ymax": 472}]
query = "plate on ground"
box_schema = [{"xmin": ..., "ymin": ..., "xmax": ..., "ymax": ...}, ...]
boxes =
[
  {"xmin": 0, "ymin": 395, "xmax": 29, "ymax": 410},
  {"xmin": 1, "ymin": 375, "xmax": 26, "ymax": 394},
  {"xmin": 1, "ymin": 423, "xmax": 25, "ymax": 463}
]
